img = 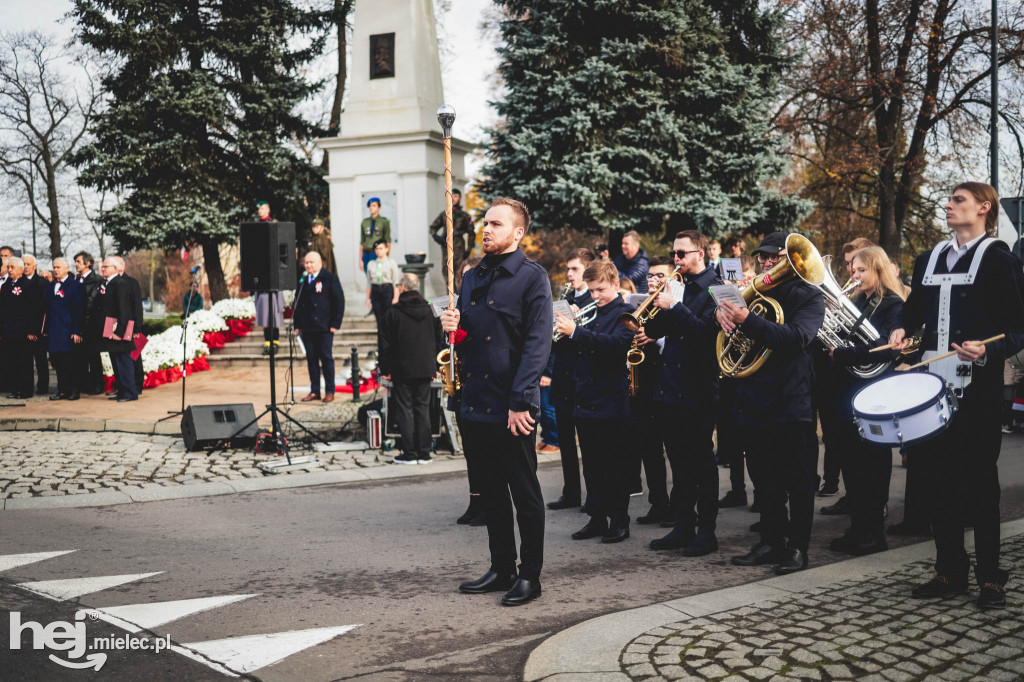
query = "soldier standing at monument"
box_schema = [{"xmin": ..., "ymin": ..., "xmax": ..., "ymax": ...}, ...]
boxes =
[
  {"xmin": 359, "ymin": 197, "xmax": 391, "ymax": 272},
  {"xmin": 307, "ymin": 219, "xmax": 337, "ymax": 274},
  {"xmin": 430, "ymin": 188, "xmax": 475, "ymax": 285}
]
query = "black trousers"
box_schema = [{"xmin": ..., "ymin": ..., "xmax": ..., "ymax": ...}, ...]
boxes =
[
  {"xmin": 394, "ymin": 379, "xmax": 432, "ymax": 458},
  {"xmin": 630, "ymin": 397, "xmax": 669, "ymax": 507},
  {"xmin": 31, "ymin": 338, "xmax": 48, "ymax": 392},
  {"xmin": 76, "ymin": 340, "xmax": 104, "ymax": 393},
  {"xmin": 460, "ymin": 420, "xmax": 545, "ymax": 580},
  {"xmin": 833, "ymin": 417, "xmax": 891, "ymax": 536},
  {"xmin": 899, "ymin": 446, "xmax": 929, "ymax": 526},
  {"xmin": 658, "ymin": 402, "xmax": 718, "ymax": 532},
  {"xmin": 303, "ymin": 331, "xmax": 335, "ymax": 394},
  {"xmin": 110, "ymin": 350, "xmax": 139, "ymax": 400},
  {"xmin": 576, "ymin": 419, "xmax": 631, "ymax": 525},
  {"xmin": 554, "ymin": 408, "xmax": 583, "ymax": 503},
  {"xmin": 370, "ymin": 284, "xmax": 394, "ymax": 328},
  {"xmin": 818, "ymin": 397, "xmax": 843, "ymax": 488},
  {"xmin": 741, "ymin": 422, "xmax": 819, "ymax": 551},
  {"xmin": 919, "ymin": 399, "xmax": 1006, "ymax": 585},
  {"xmin": 717, "ymin": 384, "xmax": 747, "ymax": 494},
  {"xmin": 51, "ymin": 351, "xmax": 78, "ymax": 396},
  {"xmin": 3, "ymin": 338, "xmax": 33, "ymax": 396}
]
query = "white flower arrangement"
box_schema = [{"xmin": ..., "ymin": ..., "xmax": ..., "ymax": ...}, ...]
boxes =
[
  {"xmin": 282, "ymin": 290, "xmax": 295, "ymax": 307},
  {"xmin": 186, "ymin": 309, "xmax": 228, "ymax": 334},
  {"xmin": 211, "ymin": 297, "xmax": 256, "ymax": 320},
  {"xmin": 101, "ymin": 325, "xmax": 211, "ymax": 376}
]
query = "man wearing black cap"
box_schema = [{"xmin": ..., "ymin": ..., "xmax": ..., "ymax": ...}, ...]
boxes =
[
  {"xmin": 430, "ymin": 188, "xmax": 475, "ymax": 286},
  {"xmin": 359, "ymin": 198, "xmax": 391, "ymax": 272},
  {"xmin": 716, "ymin": 231, "xmax": 825, "ymax": 575}
]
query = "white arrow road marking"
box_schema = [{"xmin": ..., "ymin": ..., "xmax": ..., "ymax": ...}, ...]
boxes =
[
  {"xmin": 91, "ymin": 594, "xmax": 259, "ymax": 633},
  {"xmin": 0, "ymin": 550, "xmax": 76, "ymax": 572},
  {"xmin": 174, "ymin": 625, "xmax": 361, "ymax": 674},
  {"xmin": 17, "ymin": 572, "xmax": 163, "ymax": 601}
]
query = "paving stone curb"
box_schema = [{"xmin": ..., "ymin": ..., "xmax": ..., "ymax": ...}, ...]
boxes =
[
  {"xmin": 0, "ymin": 451, "xmax": 562, "ymax": 511},
  {"xmin": 523, "ymin": 518, "xmax": 1024, "ymax": 681}
]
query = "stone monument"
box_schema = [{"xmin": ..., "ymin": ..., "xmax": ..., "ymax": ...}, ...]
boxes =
[{"xmin": 317, "ymin": 0, "xmax": 474, "ymax": 295}]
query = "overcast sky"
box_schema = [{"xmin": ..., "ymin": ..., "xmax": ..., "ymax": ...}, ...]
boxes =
[{"xmin": 0, "ymin": 0, "xmax": 499, "ymax": 258}]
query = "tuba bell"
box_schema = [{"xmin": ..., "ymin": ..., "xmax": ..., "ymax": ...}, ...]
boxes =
[
  {"xmin": 815, "ymin": 256, "xmax": 890, "ymax": 379},
  {"xmin": 716, "ymin": 234, "xmax": 825, "ymax": 378}
]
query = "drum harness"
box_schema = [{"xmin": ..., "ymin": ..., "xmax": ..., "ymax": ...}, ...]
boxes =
[{"xmin": 920, "ymin": 235, "xmax": 999, "ymax": 397}]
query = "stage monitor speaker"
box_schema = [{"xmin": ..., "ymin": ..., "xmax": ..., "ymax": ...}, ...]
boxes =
[
  {"xmin": 240, "ymin": 221, "xmax": 296, "ymax": 292},
  {"xmin": 181, "ymin": 403, "xmax": 259, "ymax": 451}
]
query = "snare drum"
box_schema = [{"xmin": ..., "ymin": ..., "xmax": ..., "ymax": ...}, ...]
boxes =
[{"xmin": 851, "ymin": 372, "xmax": 958, "ymax": 446}]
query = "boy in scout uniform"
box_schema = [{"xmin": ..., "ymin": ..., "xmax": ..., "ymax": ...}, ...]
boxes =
[{"xmin": 359, "ymin": 197, "xmax": 391, "ymax": 272}]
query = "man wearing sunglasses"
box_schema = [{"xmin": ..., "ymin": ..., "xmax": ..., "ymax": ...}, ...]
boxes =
[
  {"xmin": 717, "ymin": 231, "xmax": 825, "ymax": 575},
  {"xmin": 642, "ymin": 231, "xmax": 723, "ymax": 556}
]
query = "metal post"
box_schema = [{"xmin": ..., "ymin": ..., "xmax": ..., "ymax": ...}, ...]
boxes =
[
  {"xmin": 350, "ymin": 346, "xmax": 361, "ymax": 402},
  {"xmin": 991, "ymin": 0, "xmax": 999, "ymax": 192}
]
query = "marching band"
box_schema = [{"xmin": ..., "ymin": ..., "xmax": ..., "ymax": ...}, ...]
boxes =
[{"xmin": 442, "ymin": 184, "xmax": 1023, "ymax": 612}]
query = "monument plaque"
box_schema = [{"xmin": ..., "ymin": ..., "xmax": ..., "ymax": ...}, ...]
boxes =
[{"xmin": 370, "ymin": 33, "xmax": 395, "ymax": 79}]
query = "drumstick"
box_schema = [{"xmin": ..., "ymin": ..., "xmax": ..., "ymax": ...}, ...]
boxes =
[
  {"xmin": 869, "ymin": 342, "xmax": 898, "ymax": 353},
  {"xmin": 900, "ymin": 334, "xmax": 1006, "ymax": 371}
]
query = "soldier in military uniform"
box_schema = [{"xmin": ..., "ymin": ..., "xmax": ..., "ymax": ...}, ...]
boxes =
[
  {"xmin": 430, "ymin": 188, "xmax": 475, "ymax": 286},
  {"xmin": 307, "ymin": 219, "xmax": 337, "ymax": 274},
  {"xmin": 359, "ymin": 197, "xmax": 391, "ymax": 272}
]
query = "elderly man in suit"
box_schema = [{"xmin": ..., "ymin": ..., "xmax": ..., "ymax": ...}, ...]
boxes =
[
  {"xmin": 74, "ymin": 251, "xmax": 106, "ymax": 394},
  {"xmin": 115, "ymin": 257, "xmax": 145, "ymax": 394},
  {"xmin": 99, "ymin": 257, "xmax": 138, "ymax": 402},
  {"xmin": 46, "ymin": 258, "xmax": 85, "ymax": 400},
  {"xmin": 22, "ymin": 254, "xmax": 50, "ymax": 394},
  {"xmin": 1, "ymin": 257, "xmax": 42, "ymax": 399},
  {"xmin": 294, "ymin": 251, "xmax": 345, "ymax": 403}
]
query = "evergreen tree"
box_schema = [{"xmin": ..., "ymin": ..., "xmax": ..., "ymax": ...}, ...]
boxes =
[
  {"xmin": 479, "ymin": 0, "xmax": 810, "ymax": 238},
  {"xmin": 72, "ymin": 0, "xmax": 326, "ymax": 300}
]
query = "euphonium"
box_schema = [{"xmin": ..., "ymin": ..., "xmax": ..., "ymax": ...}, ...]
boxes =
[
  {"xmin": 619, "ymin": 266, "xmax": 683, "ymax": 332},
  {"xmin": 716, "ymin": 233, "xmax": 825, "ymax": 378},
  {"xmin": 815, "ymin": 256, "xmax": 889, "ymax": 379}
]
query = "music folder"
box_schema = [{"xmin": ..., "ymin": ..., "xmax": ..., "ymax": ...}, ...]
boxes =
[{"xmin": 102, "ymin": 316, "xmax": 134, "ymax": 340}]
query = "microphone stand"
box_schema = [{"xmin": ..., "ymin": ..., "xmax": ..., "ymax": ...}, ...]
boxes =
[
  {"xmin": 159, "ymin": 270, "xmax": 201, "ymax": 423},
  {"xmin": 286, "ymin": 279, "xmax": 306, "ymax": 406}
]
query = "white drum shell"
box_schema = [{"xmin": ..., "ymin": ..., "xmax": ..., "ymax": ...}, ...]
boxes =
[{"xmin": 852, "ymin": 373, "xmax": 957, "ymax": 446}]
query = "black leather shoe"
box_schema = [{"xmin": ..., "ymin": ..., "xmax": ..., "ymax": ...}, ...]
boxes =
[
  {"xmin": 116, "ymin": 396, "xmax": 138, "ymax": 402},
  {"xmin": 107, "ymin": 395, "xmax": 122, "ymax": 400},
  {"xmin": 456, "ymin": 499, "xmax": 481, "ymax": 524},
  {"xmin": 731, "ymin": 543, "xmax": 786, "ymax": 566},
  {"xmin": 636, "ymin": 504, "xmax": 670, "ymax": 524},
  {"xmin": 911, "ymin": 574, "xmax": 969, "ymax": 599},
  {"xmin": 547, "ymin": 495, "xmax": 582, "ymax": 510},
  {"xmin": 458, "ymin": 570, "xmax": 517, "ymax": 594},
  {"xmin": 572, "ymin": 520, "xmax": 608, "ymax": 540},
  {"xmin": 820, "ymin": 496, "xmax": 850, "ymax": 515},
  {"xmin": 682, "ymin": 530, "xmax": 718, "ymax": 557},
  {"xmin": 829, "ymin": 530, "xmax": 861, "ymax": 554},
  {"xmin": 887, "ymin": 521, "xmax": 931, "ymax": 537},
  {"xmin": 66, "ymin": 393, "xmax": 80, "ymax": 401},
  {"xmin": 649, "ymin": 527, "xmax": 695, "ymax": 551},
  {"xmin": 601, "ymin": 522, "xmax": 630, "ymax": 544},
  {"xmin": 818, "ymin": 482, "xmax": 839, "ymax": 497},
  {"xmin": 718, "ymin": 491, "xmax": 747, "ymax": 508},
  {"xmin": 501, "ymin": 577, "xmax": 541, "ymax": 606},
  {"xmin": 977, "ymin": 583, "xmax": 1007, "ymax": 610},
  {"xmin": 49, "ymin": 393, "xmax": 66, "ymax": 401},
  {"xmin": 774, "ymin": 548, "xmax": 808, "ymax": 575},
  {"xmin": 468, "ymin": 511, "xmax": 487, "ymax": 527},
  {"xmin": 851, "ymin": 534, "xmax": 888, "ymax": 556}
]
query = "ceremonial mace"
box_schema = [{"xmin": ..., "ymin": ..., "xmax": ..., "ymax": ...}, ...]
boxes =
[{"xmin": 436, "ymin": 104, "xmax": 460, "ymax": 396}]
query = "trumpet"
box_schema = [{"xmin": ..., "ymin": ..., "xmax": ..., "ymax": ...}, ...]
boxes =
[
  {"xmin": 553, "ymin": 300, "xmax": 598, "ymax": 341},
  {"xmin": 619, "ymin": 266, "xmax": 683, "ymax": 332}
]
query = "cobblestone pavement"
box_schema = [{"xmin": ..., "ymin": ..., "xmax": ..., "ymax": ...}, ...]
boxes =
[
  {"xmin": 0, "ymin": 429, "xmax": 460, "ymax": 499},
  {"xmin": 619, "ymin": 535, "xmax": 1024, "ymax": 681}
]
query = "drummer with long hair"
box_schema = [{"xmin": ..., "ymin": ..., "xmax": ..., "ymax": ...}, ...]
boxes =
[{"xmin": 827, "ymin": 246, "xmax": 905, "ymax": 556}]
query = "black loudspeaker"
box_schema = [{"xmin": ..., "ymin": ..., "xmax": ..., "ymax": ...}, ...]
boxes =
[
  {"xmin": 240, "ymin": 222, "xmax": 296, "ymax": 292},
  {"xmin": 181, "ymin": 403, "xmax": 259, "ymax": 451}
]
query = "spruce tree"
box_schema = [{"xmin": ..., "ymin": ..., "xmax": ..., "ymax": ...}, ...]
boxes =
[
  {"xmin": 479, "ymin": 0, "xmax": 810, "ymax": 238},
  {"xmin": 72, "ymin": 0, "xmax": 326, "ymax": 299}
]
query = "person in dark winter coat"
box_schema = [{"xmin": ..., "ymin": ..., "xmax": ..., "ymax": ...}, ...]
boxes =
[
  {"xmin": 45, "ymin": 258, "xmax": 85, "ymax": 400},
  {"xmin": 294, "ymin": 251, "xmax": 345, "ymax": 402},
  {"xmin": 73, "ymin": 251, "xmax": 106, "ymax": 394},
  {"xmin": 378, "ymin": 273, "xmax": 443, "ymax": 464},
  {"xmin": 98, "ymin": 257, "xmax": 138, "ymax": 401},
  {"xmin": 613, "ymin": 230, "xmax": 650, "ymax": 293},
  {"xmin": 0, "ymin": 257, "xmax": 42, "ymax": 398}
]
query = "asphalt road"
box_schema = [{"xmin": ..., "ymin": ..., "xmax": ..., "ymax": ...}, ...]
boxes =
[{"xmin": 3, "ymin": 437, "xmax": 1024, "ymax": 681}]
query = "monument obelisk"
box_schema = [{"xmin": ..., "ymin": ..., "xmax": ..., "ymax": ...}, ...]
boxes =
[{"xmin": 317, "ymin": 0, "xmax": 474, "ymax": 295}]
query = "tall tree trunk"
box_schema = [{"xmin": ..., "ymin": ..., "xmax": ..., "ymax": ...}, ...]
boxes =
[
  {"xmin": 44, "ymin": 157, "xmax": 61, "ymax": 258},
  {"xmin": 321, "ymin": 0, "xmax": 353, "ymax": 173},
  {"xmin": 202, "ymin": 238, "xmax": 229, "ymax": 302}
]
